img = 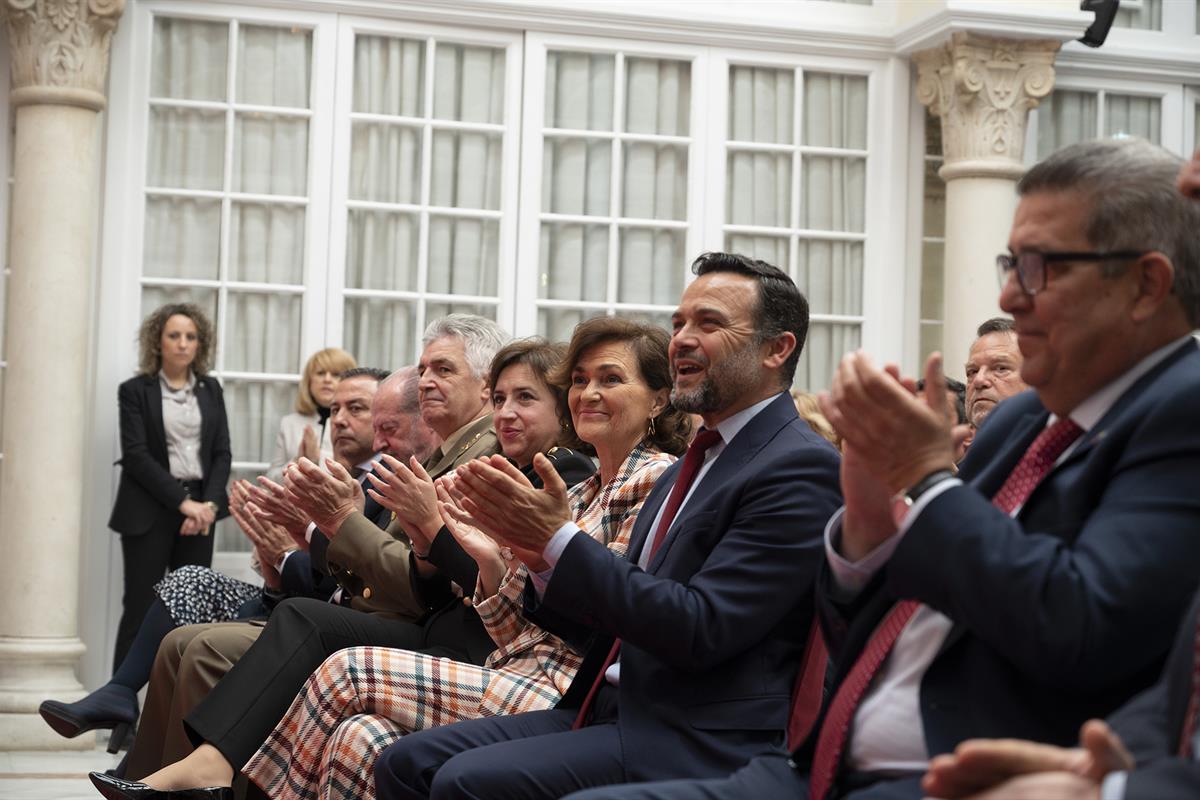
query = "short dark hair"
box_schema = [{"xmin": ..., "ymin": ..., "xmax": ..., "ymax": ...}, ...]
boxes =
[
  {"xmin": 690, "ymin": 252, "xmax": 809, "ymax": 386},
  {"xmin": 489, "ymin": 338, "xmax": 570, "ymax": 448},
  {"xmin": 338, "ymin": 367, "xmax": 390, "ymax": 383},
  {"xmin": 918, "ymin": 376, "xmax": 968, "ymax": 425},
  {"xmin": 549, "ymin": 317, "xmax": 691, "ymax": 457},
  {"xmin": 976, "ymin": 317, "xmax": 1015, "ymax": 338}
]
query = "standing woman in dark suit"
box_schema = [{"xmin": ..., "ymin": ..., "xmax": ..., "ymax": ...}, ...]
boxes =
[{"xmin": 108, "ymin": 303, "xmax": 231, "ymax": 673}]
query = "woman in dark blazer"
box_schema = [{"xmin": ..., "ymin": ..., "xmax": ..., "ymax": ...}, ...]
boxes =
[{"xmin": 109, "ymin": 303, "xmax": 231, "ymax": 676}]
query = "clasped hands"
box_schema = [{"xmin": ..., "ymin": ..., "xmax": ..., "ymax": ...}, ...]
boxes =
[
  {"xmin": 818, "ymin": 351, "xmax": 965, "ymax": 561},
  {"xmin": 920, "ymin": 719, "xmax": 1133, "ymax": 800},
  {"xmin": 178, "ymin": 497, "xmax": 216, "ymax": 536}
]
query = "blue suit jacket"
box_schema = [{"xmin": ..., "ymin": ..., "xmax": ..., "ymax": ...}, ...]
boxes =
[
  {"xmin": 1107, "ymin": 588, "xmax": 1200, "ymax": 799},
  {"xmin": 527, "ymin": 392, "xmax": 843, "ymax": 783},
  {"xmin": 810, "ymin": 339, "xmax": 1200, "ymax": 798}
]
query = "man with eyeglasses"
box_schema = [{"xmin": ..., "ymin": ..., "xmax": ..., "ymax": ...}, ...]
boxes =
[{"xmin": 564, "ymin": 140, "xmax": 1200, "ymax": 800}]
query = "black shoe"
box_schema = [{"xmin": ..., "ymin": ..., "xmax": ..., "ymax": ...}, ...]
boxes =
[
  {"xmin": 39, "ymin": 683, "xmax": 138, "ymax": 754},
  {"xmin": 106, "ymin": 750, "xmax": 130, "ymax": 779},
  {"xmin": 88, "ymin": 771, "xmax": 233, "ymax": 800}
]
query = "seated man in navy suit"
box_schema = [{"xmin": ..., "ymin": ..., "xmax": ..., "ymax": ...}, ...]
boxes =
[
  {"xmin": 373, "ymin": 252, "xmax": 843, "ymax": 800},
  {"xmin": 559, "ymin": 139, "xmax": 1200, "ymax": 800}
]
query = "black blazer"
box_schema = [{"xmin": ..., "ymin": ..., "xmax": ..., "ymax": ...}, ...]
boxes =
[
  {"xmin": 806, "ymin": 339, "xmax": 1200, "ymax": 797},
  {"xmin": 108, "ymin": 373, "xmax": 232, "ymax": 537}
]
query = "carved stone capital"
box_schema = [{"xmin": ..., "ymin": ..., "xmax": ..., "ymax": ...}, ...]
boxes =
[
  {"xmin": 915, "ymin": 32, "xmax": 1059, "ymax": 181},
  {"xmin": 1, "ymin": 0, "xmax": 126, "ymax": 111}
]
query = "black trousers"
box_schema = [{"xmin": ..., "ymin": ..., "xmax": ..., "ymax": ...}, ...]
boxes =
[
  {"xmin": 184, "ymin": 595, "xmax": 494, "ymax": 768},
  {"xmin": 115, "ymin": 507, "xmax": 214, "ymax": 672}
]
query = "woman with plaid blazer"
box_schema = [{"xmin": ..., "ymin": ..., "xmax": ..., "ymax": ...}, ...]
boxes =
[{"xmin": 244, "ymin": 319, "xmax": 690, "ymax": 800}]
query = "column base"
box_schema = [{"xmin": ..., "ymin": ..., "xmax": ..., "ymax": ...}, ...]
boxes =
[{"xmin": 0, "ymin": 635, "xmax": 92, "ymax": 751}]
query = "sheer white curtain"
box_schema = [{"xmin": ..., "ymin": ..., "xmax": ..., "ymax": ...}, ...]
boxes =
[
  {"xmin": 725, "ymin": 67, "xmax": 866, "ymax": 391},
  {"xmin": 145, "ymin": 19, "xmax": 311, "ymax": 551},
  {"xmin": 1106, "ymin": 94, "xmax": 1161, "ymax": 142},
  {"xmin": 344, "ymin": 36, "xmax": 504, "ymax": 370},
  {"xmin": 1115, "ymin": 0, "xmax": 1162, "ymax": 30},
  {"xmin": 539, "ymin": 52, "xmax": 690, "ymax": 332},
  {"xmin": 1037, "ymin": 90, "xmax": 1161, "ymax": 160}
]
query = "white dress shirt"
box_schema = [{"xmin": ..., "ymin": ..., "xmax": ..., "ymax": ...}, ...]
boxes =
[{"xmin": 827, "ymin": 335, "xmax": 1192, "ymax": 774}]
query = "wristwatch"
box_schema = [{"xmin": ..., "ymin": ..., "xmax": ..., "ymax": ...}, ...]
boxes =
[
  {"xmin": 902, "ymin": 468, "xmax": 956, "ymax": 506},
  {"xmin": 204, "ymin": 500, "xmax": 219, "ymax": 515}
]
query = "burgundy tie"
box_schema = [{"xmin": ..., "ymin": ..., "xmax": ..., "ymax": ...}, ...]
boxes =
[
  {"xmin": 1177, "ymin": 619, "xmax": 1200, "ymax": 756},
  {"xmin": 570, "ymin": 428, "xmax": 723, "ymax": 730},
  {"xmin": 806, "ymin": 416, "xmax": 1085, "ymax": 800}
]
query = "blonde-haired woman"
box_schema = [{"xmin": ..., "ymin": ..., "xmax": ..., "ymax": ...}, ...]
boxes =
[{"xmin": 268, "ymin": 348, "xmax": 357, "ymax": 481}]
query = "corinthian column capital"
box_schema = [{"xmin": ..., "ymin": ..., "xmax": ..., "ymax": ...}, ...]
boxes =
[
  {"xmin": 1, "ymin": 0, "xmax": 126, "ymax": 111},
  {"xmin": 915, "ymin": 32, "xmax": 1059, "ymax": 181}
]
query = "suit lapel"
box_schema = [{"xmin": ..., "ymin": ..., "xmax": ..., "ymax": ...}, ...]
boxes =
[
  {"xmin": 624, "ymin": 467, "xmax": 677, "ymax": 565},
  {"xmin": 142, "ymin": 376, "xmax": 169, "ymax": 463},
  {"xmin": 647, "ymin": 394, "xmax": 794, "ymax": 573}
]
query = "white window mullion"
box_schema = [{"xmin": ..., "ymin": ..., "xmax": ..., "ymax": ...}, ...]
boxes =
[
  {"xmin": 606, "ymin": 52, "xmax": 626, "ymax": 314},
  {"xmin": 414, "ymin": 36, "xmax": 437, "ymax": 341},
  {"xmin": 217, "ymin": 18, "xmax": 238, "ymax": 375}
]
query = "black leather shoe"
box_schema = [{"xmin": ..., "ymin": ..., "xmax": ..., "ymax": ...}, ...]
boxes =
[
  {"xmin": 88, "ymin": 772, "xmax": 233, "ymax": 800},
  {"xmin": 39, "ymin": 683, "xmax": 138, "ymax": 753}
]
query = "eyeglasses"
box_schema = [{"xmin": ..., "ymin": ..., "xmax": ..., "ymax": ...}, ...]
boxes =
[{"xmin": 996, "ymin": 251, "xmax": 1146, "ymax": 296}]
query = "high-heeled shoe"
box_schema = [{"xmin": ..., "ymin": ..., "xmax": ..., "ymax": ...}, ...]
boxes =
[
  {"xmin": 88, "ymin": 771, "xmax": 233, "ymax": 800},
  {"xmin": 39, "ymin": 683, "xmax": 138, "ymax": 754}
]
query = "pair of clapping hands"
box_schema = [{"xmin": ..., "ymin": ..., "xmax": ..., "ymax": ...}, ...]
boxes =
[{"xmin": 920, "ymin": 719, "xmax": 1133, "ymax": 800}]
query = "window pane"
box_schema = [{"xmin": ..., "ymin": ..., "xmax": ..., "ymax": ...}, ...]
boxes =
[
  {"xmin": 1037, "ymin": 90, "xmax": 1098, "ymax": 159},
  {"xmin": 726, "ymin": 150, "xmax": 791, "ymax": 227},
  {"xmin": 538, "ymin": 307, "xmax": 602, "ymax": 343},
  {"xmin": 622, "ymin": 142, "xmax": 687, "ymax": 220},
  {"xmin": 1105, "ymin": 94, "xmax": 1161, "ymax": 143},
  {"xmin": 728, "ymin": 65, "xmax": 793, "ymax": 144},
  {"xmin": 624, "ymin": 58, "xmax": 690, "ymax": 136},
  {"xmin": 803, "ymin": 73, "xmax": 868, "ymax": 150},
  {"xmin": 1114, "ymin": 0, "xmax": 1162, "ymax": 30},
  {"xmin": 433, "ymin": 44, "xmax": 505, "ymax": 124},
  {"xmin": 429, "ymin": 130, "xmax": 502, "ymax": 210},
  {"xmin": 229, "ymin": 202, "xmax": 305, "ymax": 284},
  {"xmin": 542, "ymin": 138, "xmax": 611, "ymax": 216},
  {"xmin": 427, "ymin": 216, "xmax": 499, "ymax": 296},
  {"xmin": 545, "ymin": 52, "xmax": 614, "ymax": 131},
  {"xmin": 796, "ymin": 240, "xmax": 863, "ymax": 315},
  {"xmin": 233, "ymin": 113, "xmax": 309, "ymax": 195},
  {"xmin": 796, "ymin": 323, "xmax": 860, "ymax": 392},
  {"xmin": 802, "ymin": 156, "xmax": 865, "ymax": 232},
  {"xmin": 237, "ymin": 25, "xmax": 312, "ymax": 108},
  {"xmin": 349, "ymin": 122, "xmax": 422, "ymax": 203},
  {"xmin": 141, "ymin": 286, "xmax": 218, "ymax": 325},
  {"xmin": 923, "ymin": 159, "xmax": 945, "ymax": 238},
  {"xmin": 151, "ymin": 17, "xmax": 227, "ymax": 101},
  {"xmin": 215, "ymin": 467, "xmax": 262, "ymax": 552},
  {"xmin": 353, "ymin": 35, "xmax": 425, "ymax": 116},
  {"xmin": 345, "ymin": 209, "xmax": 419, "ymax": 291},
  {"xmin": 618, "ymin": 227, "xmax": 685, "ymax": 305},
  {"xmin": 725, "ymin": 233, "xmax": 788, "ymax": 270},
  {"xmin": 920, "ymin": 240, "xmax": 944, "ymax": 322},
  {"xmin": 539, "ymin": 222, "xmax": 609, "ymax": 301},
  {"xmin": 224, "ymin": 292, "xmax": 302, "ymax": 373},
  {"xmin": 919, "ymin": 323, "xmax": 943, "ymax": 368},
  {"xmin": 425, "ymin": 302, "xmax": 498, "ymax": 322},
  {"xmin": 344, "ymin": 297, "xmax": 418, "ymax": 371},
  {"xmin": 147, "ymin": 107, "xmax": 226, "ymax": 191},
  {"xmin": 224, "ymin": 381, "xmax": 296, "ymax": 463},
  {"xmin": 144, "ymin": 197, "xmax": 221, "ymax": 281}
]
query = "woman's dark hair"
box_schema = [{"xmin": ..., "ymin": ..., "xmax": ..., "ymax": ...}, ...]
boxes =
[
  {"xmin": 548, "ymin": 317, "xmax": 690, "ymax": 457},
  {"xmin": 489, "ymin": 338, "xmax": 571, "ymax": 446},
  {"xmin": 137, "ymin": 303, "xmax": 215, "ymax": 376}
]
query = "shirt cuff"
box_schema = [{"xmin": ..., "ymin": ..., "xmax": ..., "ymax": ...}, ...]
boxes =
[
  {"xmin": 276, "ymin": 548, "xmax": 298, "ymax": 575},
  {"xmin": 527, "ymin": 521, "xmax": 580, "ymax": 598},
  {"xmin": 305, "ymin": 522, "xmax": 316, "ymax": 545},
  {"xmin": 1101, "ymin": 770, "xmax": 1127, "ymax": 800},
  {"xmin": 824, "ymin": 477, "xmax": 962, "ymax": 596}
]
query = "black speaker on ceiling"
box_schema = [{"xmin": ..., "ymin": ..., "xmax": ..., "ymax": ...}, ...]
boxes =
[{"xmin": 1078, "ymin": 0, "xmax": 1120, "ymax": 48}]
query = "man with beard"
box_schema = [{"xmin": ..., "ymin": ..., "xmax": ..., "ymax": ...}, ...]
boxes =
[{"xmin": 372, "ymin": 252, "xmax": 843, "ymax": 800}]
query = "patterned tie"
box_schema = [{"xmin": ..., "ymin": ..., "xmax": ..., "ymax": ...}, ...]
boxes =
[
  {"xmin": 806, "ymin": 416, "xmax": 1085, "ymax": 800},
  {"xmin": 570, "ymin": 428, "xmax": 724, "ymax": 731},
  {"xmin": 1176, "ymin": 618, "xmax": 1200, "ymax": 756}
]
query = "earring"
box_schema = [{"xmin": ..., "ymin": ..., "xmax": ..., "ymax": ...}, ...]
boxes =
[{"xmin": 647, "ymin": 417, "xmax": 657, "ymax": 437}]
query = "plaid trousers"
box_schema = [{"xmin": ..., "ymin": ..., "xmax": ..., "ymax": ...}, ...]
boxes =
[{"xmin": 243, "ymin": 446, "xmax": 674, "ymax": 800}]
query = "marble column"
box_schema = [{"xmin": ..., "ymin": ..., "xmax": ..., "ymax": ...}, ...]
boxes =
[
  {"xmin": 0, "ymin": 0, "xmax": 124, "ymax": 749},
  {"xmin": 915, "ymin": 32, "xmax": 1059, "ymax": 374}
]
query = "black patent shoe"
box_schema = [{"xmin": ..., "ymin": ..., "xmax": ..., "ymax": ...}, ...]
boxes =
[
  {"xmin": 39, "ymin": 683, "xmax": 138, "ymax": 753},
  {"xmin": 88, "ymin": 771, "xmax": 233, "ymax": 800}
]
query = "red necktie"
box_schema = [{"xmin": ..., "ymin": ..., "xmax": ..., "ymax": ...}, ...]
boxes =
[
  {"xmin": 806, "ymin": 416, "xmax": 1084, "ymax": 799},
  {"xmin": 570, "ymin": 428, "xmax": 723, "ymax": 730},
  {"xmin": 1177, "ymin": 618, "xmax": 1200, "ymax": 756}
]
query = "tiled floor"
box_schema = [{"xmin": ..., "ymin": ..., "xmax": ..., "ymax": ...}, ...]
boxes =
[{"xmin": 0, "ymin": 739, "xmax": 121, "ymax": 800}]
